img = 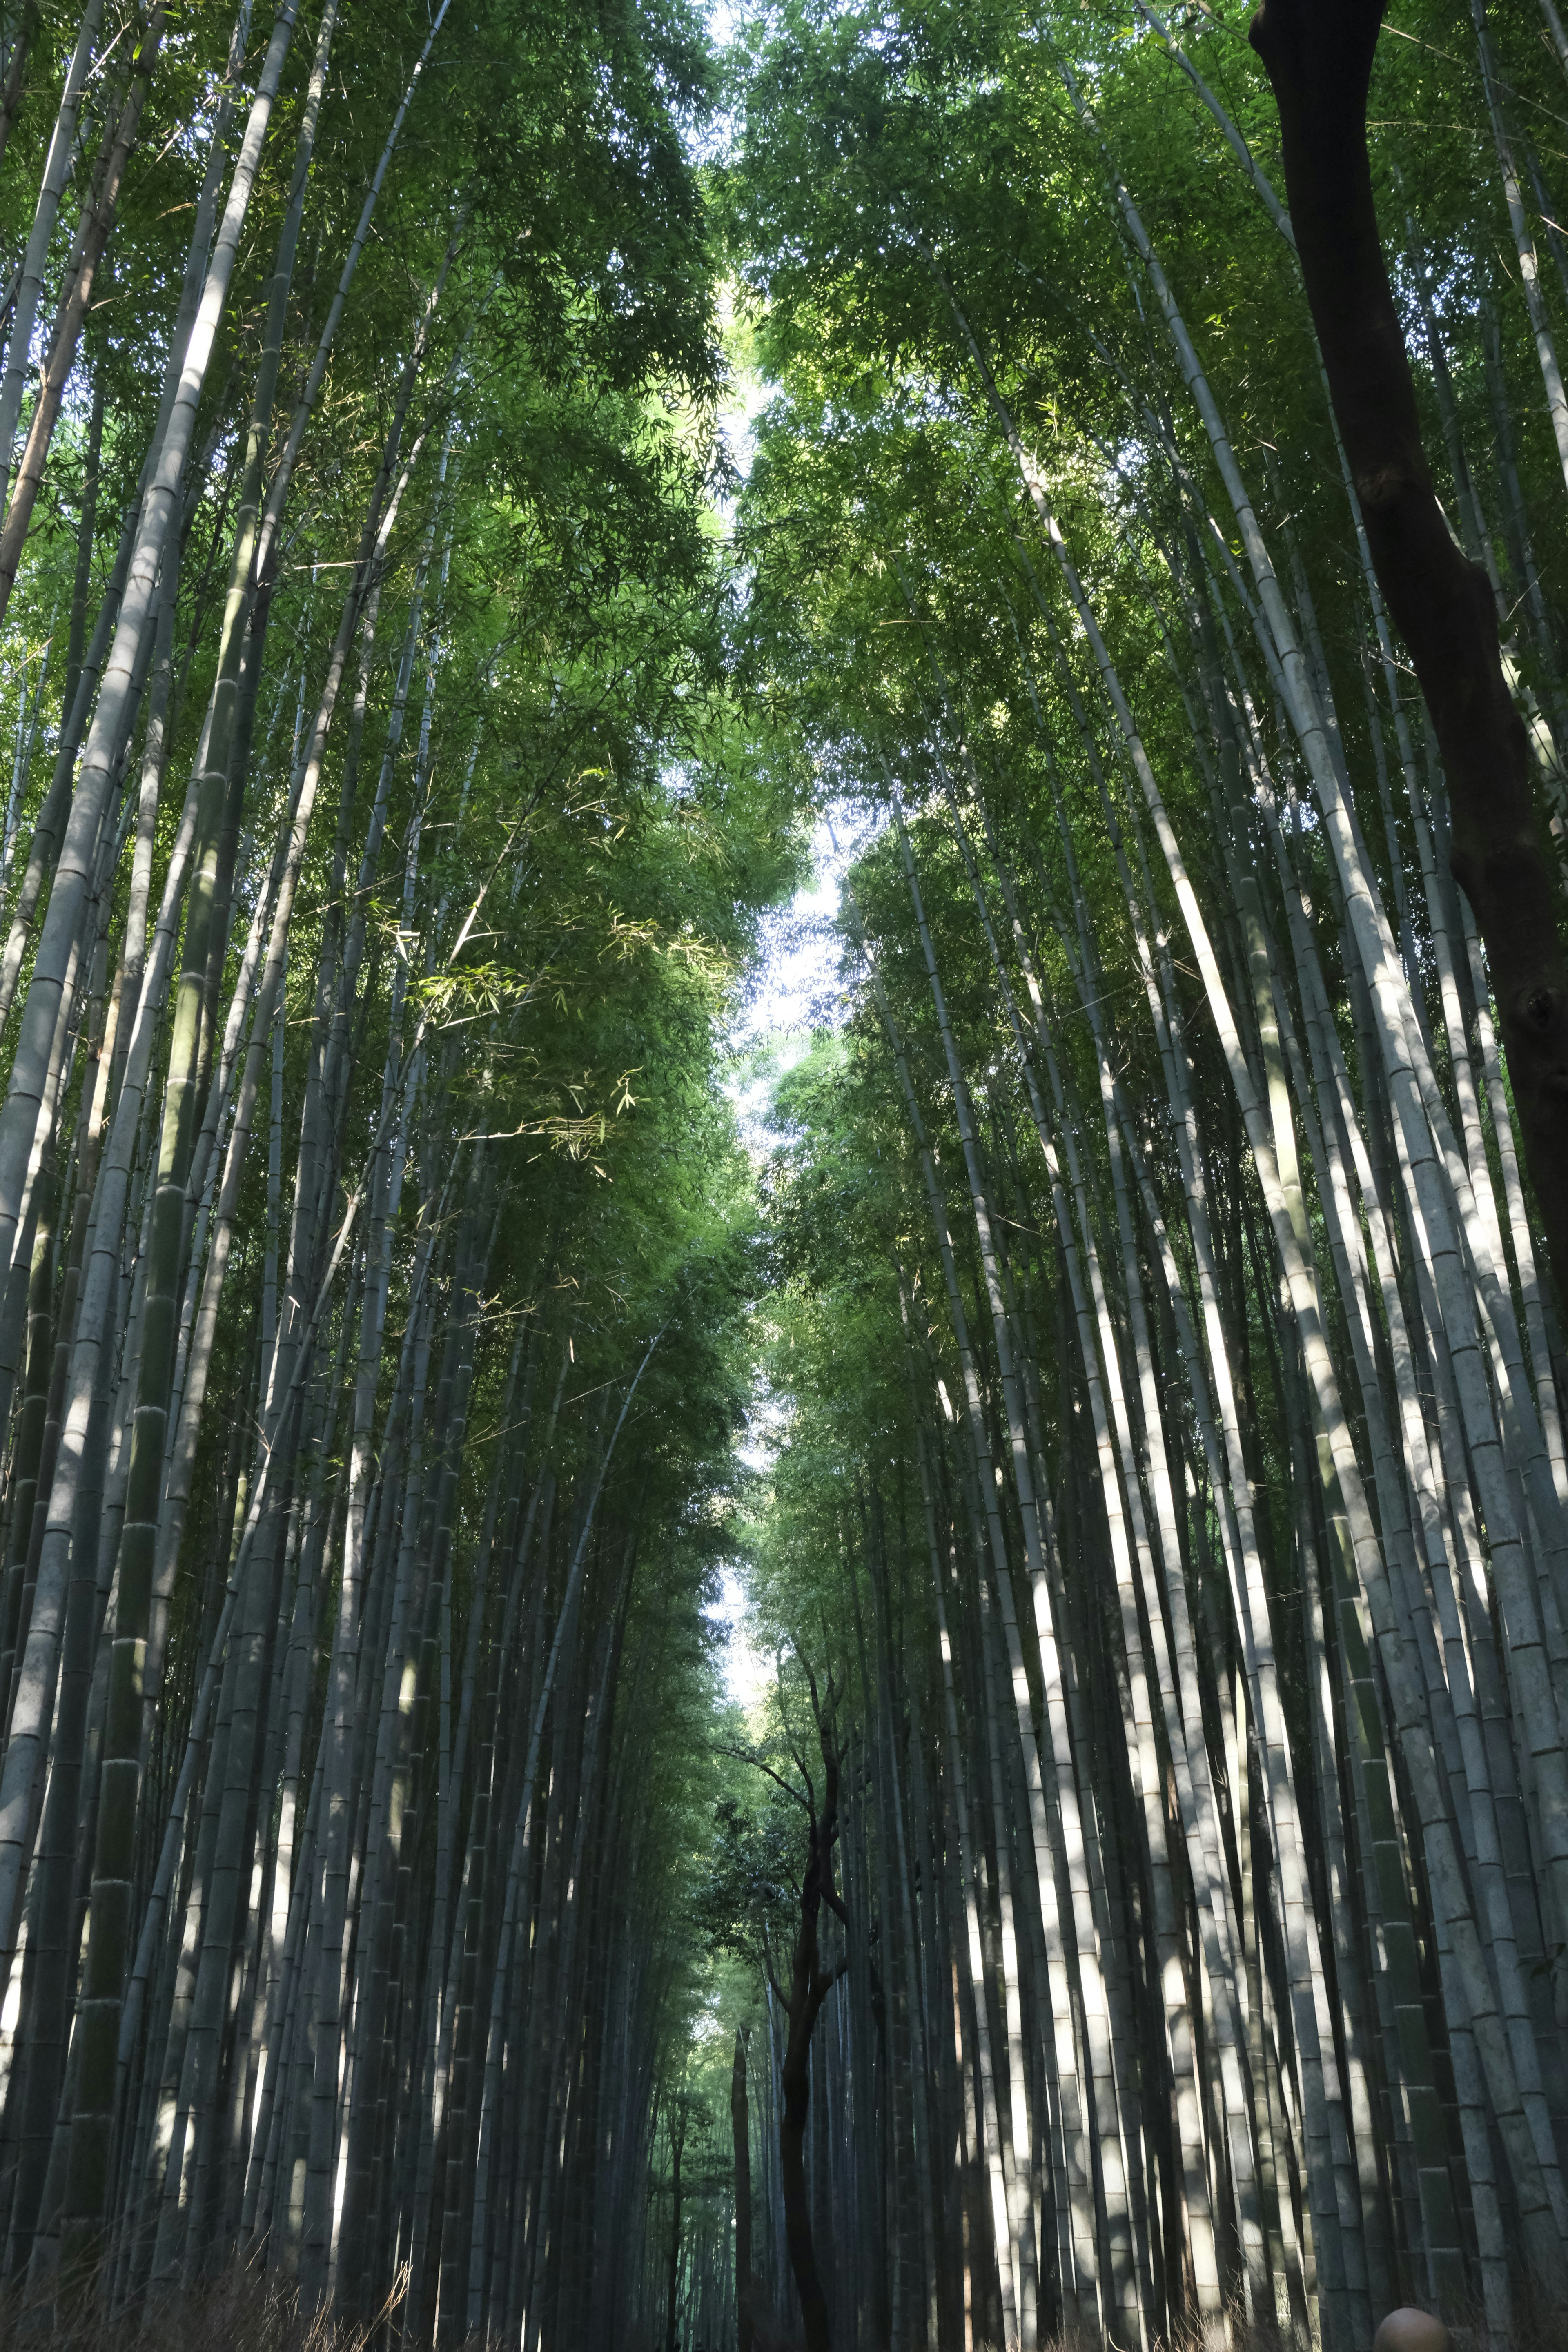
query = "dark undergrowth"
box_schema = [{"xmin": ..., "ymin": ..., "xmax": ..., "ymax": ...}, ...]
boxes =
[
  {"xmin": 0, "ymin": 2262, "xmax": 410, "ymax": 2349},
  {"xmin": 4, "ymin": 2276, "xmax": 1568, "ymax": 2351}
]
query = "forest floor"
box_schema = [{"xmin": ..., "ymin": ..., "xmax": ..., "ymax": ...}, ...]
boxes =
[
  {"xmin": 9, "ymin": 2270, "xmax": 1568, "ymax": 2352},
  {"xmin": 0, "ymin": 2263, "xmax": 403, "ymax": 2348}
]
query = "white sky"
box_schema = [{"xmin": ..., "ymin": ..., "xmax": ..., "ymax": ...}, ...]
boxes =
[
  {"xmin": 709, "ymin": 1566, "xmax": 771, "ymax": 1712},
  {"xmin": 702, "ymin": 267, "xmax": 886, "ymax": 1714},
  {"xmin": 705, "ymin": 811, "xmax": 868, "ymax": 1713},
  {"xmin": 704, "ymin": 839, "xmax": 840, "ymax": 1714}
]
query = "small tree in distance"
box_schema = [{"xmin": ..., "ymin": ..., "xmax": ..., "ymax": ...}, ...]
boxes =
[{"xmin": 703, "ymin": 1650, "xmax": 854, "ymax": 2352}]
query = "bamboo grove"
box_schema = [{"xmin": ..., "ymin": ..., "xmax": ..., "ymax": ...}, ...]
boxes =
[
  {"xmin": 2, "ymin": 0, "xmax": 1568, "ymax": 2348},
  {"xmin": 679, "ymin": 1, "xmax": 1568, "ymax": 2349},
  {"xmin": 0, "ymin": 0, "xmax": 813, "ymax": 2338}
]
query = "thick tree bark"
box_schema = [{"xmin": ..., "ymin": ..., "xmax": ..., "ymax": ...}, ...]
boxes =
[{"xmin": 1250, "ymin": 0, "xmax": 1568, "ymax": 1301}]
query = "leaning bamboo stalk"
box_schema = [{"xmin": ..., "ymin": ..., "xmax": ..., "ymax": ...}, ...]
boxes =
[
  {"xmin": 0, "ymin": 0, "xmax": 106, "ymax": 504},
  {"xmin": 954, "ymin": 249, "xmax": 1568, "ymax": 2304},
  {"xmin": 1469, "ymin": 0, "xmax": 1568, "ymax": 502},
  {"xmin": 0, "ymin": 0, "xmax": 302, "ymax": 1374},
  {"xmin": 922, "ymin": 717, "xmax": 1230, "ymax": 2320},
  {"xmin": 53, "ymin": 96, "xmax": 510, "ymax": 2258},
  {"xmin": 372, "ymin": 1219, "xmax": 491, "ymax": 2299},
  {"xmin": 239, "ymin": 1223, "xmax": 443, "ymax": 2249},
  {"xmin": 1124, "ymin": 624, "xmax": 1568, "ymax": 2298},
  {"xmin": 1038, "ymin": 58, "xmax": 1561, "ymax": 1580},
  {"xmin": 0, "ymin": 14, "xmax": 251, "ymax": 1081},
  {"xmin": 250, "ymin": 0, "xmax": 459, "ymax": 601},
  {"xmin": 260, "ymin": 305, "xmax": 459, "ymax": 1490},
  {"xmin": 1, "ymin": 623, "xmax": 51, "ymax": 905},
  {"xmin": 436, "ymin": 1378, "xmax": 563, "ymax": 2340},
  {"xmin": 295, "ymin": 1096, "xmax": 457, "ymax": 2294},
  {"xmin": 3, "ymin": 864, "xmax": 122, "ymax": 1764},
  {"xmin": 920, "ymin": 1436, "xmax": 1017, "ymax": 2346},
  {"xmin": 851, "ymin": 881, "xmax": 1102, "ymax": 2331},
  {"xmin": 893, "ymin": 805, "xmax": 1154, "ymax": 2345},
  {"xmin": 1204, "ymin": 717, "xmax": 1507, "ymax": 2296},
  {"xmin": 129, "ymin": 1076, "xmax": 443, "ymax": 2248},
  {"xmin": 0, "ymin": 1175, "xmax": 56, "ymax": 1722},
  {"xmin": 336, "ymin": 1194, "xmax": 465, "ymax": 2305},
  {"xmin": 1022, "ymin": 734, "xmax": 1313, "ymax": 2311},
  {"xmin": 510, "ymin": 1561, "xmax": 624, "ymax": 2341},
  {"xmin": 465, "ymin": 1335, "xmax": 660, "ymax": 2331},
  {"xmin": 0, "ymin": 503, "xmax": 137, "ymax": 1039},
  {"xmin": 134, "ymin": 0, "xmax": 352, "ymax": 1726},
  {"xmin": 401, "ymin": 1316, "xmax": 529, "ymax": 2336},
  {"xmin": 1268, "ymin": 909, "xmax": 1557, "ymax": 2278},
  {"xmin": 1540, "ymin": 0, "xmax": 1568, "ymax": 80},
  {"xmin": 0, "ymin": 732, "xmax": 184, "ymax": 1994},
  {"xmin": 145, "ymin": 1399, "xmax": 298, "ymax": 2283},
  {"xmin": 0, "ymin": 8, "xmax": 165, "ymax": 628},
  {"xmin": 866, "ymin": 1504, "xmax": 940, "ymax": 2345},
  {"xmin": 0, "ymin": 0, "xmax": 39, "ymax": 180},
  {"xmin": 4, "ymin": 1208, "xmax": 108, "ymax": 2276},
  {"xmin": 1247, "ymin": 854, "xmax": 1475, "ymax": 2297}
]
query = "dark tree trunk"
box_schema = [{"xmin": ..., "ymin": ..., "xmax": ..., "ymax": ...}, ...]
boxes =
[
  {"xmin": 780, "ymin": 2010, "xmax": 830, "ymax": 2352},
  {"xmin": 665, "ymin": 2099, "xmax": 685, "ymax": 2352},
  {"xmin": 733, "ymin": 2027, "xmax": 755, "ymax": 2352},
  {"xmin": 1250, "ymin": 0, "xmax": 1568, "ymax": 1301},
  {"xmin": 775, "ymin": 1686, "xmax": 849, "ymax": 2352}
]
